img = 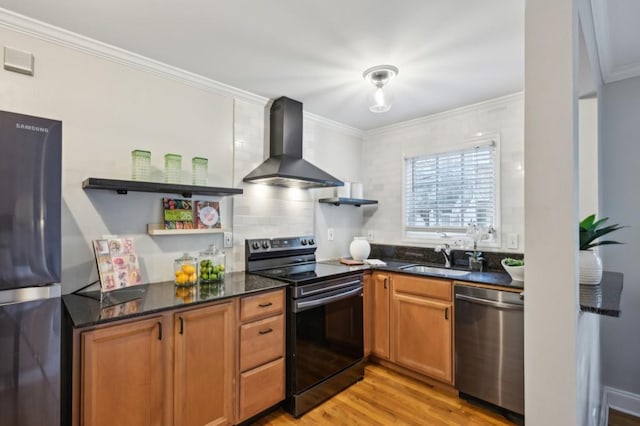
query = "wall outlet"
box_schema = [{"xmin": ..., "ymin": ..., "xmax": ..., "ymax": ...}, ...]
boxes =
[
  {"xmin": 223, "ymin": 232, "xmax": 233, "ymax": 248},
  {"xmin": 507, "ymin": 233, "xmax": 518, "ymax": 249},
  {"xmin": 367, "ymin": 230, "xmax": 374, "ymax": 241},
  {"xmin": 327, "ymin": 228, "xmax": 334, "ymax": 241}
]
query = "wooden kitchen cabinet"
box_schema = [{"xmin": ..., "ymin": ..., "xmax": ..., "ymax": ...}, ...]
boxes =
[
  {"xmin": 80, "ymin": 316, "xmax": 168, "ymax": 426},
  {"xmin": 391, "ymin": 274, "xmax": 453, "ymax": 384},
  {"xmin": 76, "ymin": 299, "xmax": 236, "ymax": 426},
  {"xmin": 236, "ymin": 289, "xmax": 285, "ymax": 423},
  {"xmin": 371, "ymin": 272, "xmax": 391, "ymax": 359},
  {"xmin": 174, "ymin": 301, "xmax": 235, "ymax": 426}
]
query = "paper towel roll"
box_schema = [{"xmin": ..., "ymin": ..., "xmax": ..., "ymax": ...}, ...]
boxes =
[
  {"xmin": 337, "ymin": 181, "xmax": 351, "ymax": 198},
  {"xmin": 351, "ymin": 182, "xmax": 363, "ymax": 199}
]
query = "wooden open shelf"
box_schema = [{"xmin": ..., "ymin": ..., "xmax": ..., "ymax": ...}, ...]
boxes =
[{"xmin": 146, "ymin": 224, "xmax": 228, "ymax": 236}]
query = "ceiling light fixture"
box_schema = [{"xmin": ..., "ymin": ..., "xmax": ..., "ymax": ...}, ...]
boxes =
[{"xmin": 362, "ymin": 64, "xmax": 399, "ymax": 113}]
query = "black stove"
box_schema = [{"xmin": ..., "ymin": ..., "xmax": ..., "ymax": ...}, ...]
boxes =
[
  {"xmin": 245, "ymin": 236, "xmax": 357, "ymax": 286},
  {"xmin": 245, "ymin": 236, "xmax": 365, "ymax": 418}
]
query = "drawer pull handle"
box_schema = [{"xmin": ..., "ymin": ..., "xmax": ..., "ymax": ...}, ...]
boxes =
[
  {"xmin": 157, "ymin": 321, "xmax": 162, "ymax": 340},
  {"xmin": 258, "ymin": 328, "xmax": 273, "ymax": 335},
  {"xmin": 258, "ymin": 302, "xmax": 273, "ymax": 308}
]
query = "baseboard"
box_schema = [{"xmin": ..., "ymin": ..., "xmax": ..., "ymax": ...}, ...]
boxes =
[{"xmin": 601, "ymin": 386, "xmax": 640, "ymax": 425}]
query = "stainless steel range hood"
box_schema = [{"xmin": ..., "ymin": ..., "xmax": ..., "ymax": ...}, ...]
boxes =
[{"xmin": 243, "ymin": 97, "xmax": 344, "ymax": 189}]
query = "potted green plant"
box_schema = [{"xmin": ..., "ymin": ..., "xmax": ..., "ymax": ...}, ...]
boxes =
[
  {"xmin": 579, "ymin": 214, "xmax": 626, "ymax": 285},
  {"xmin": 501, "ymin": 257, "xmax": 524, "ymax": 282}
]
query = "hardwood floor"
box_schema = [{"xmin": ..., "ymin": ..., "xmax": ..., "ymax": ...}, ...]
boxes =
[
  {"xmin": 609, "ymin": 408, "xmax": 640, "ymax": 426},
  {"xmin": 251, "ymin": 364, "xmax": 516, "ymax": 425}
]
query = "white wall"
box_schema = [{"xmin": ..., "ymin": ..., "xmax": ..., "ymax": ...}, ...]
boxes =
[
  {"xmin": 0, "ymin": 23, "xmax": 365, "ymax": 292},
  {"xmin": 524, "ymin": 0, "xmax": 579, "ymax": 424},
  {"xmin": 600, "ymin": 75, "xmax": 640, "ymax": 401},
  {"xmin": 361, "ymin": 93, "xmax": 524, "ymax": 252},
  {"xmin": 0, "ymin": 26, "xmax": 237, "ymax": 293}
]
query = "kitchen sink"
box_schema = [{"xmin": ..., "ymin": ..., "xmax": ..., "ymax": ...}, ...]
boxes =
[{"xmin": 399, "ymin": 265, "xmax": 470, "ymax": 277}]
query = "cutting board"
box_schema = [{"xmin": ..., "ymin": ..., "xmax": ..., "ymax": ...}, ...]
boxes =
[{"xmin": 339, "ymin": 258, "xmax": 365, "ymax": 265}]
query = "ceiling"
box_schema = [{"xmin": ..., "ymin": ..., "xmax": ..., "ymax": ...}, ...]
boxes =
[{"xmin": 0, "ymin": 1, "xmax": 637, "ymax": 130}]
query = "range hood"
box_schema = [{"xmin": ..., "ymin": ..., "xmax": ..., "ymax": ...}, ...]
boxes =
[{"xmin": 243, "ymin": 97, "xmax": 344, "ymax": 189}]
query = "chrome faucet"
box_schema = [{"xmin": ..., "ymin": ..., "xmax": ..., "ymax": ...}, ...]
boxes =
[{"xmin": 435, "ymin": 244, "xmax": 451, "ymax": 268}]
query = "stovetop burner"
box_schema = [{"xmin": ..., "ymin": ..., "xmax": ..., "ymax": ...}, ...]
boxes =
[{"xmin": 252, "ymin": 262, "xmax": 358, "ymax": 285}]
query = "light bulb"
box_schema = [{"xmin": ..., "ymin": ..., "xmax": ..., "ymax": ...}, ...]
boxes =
[{"xmin": 369, "ymin": 86, "xmax": 392, "ymax": 113}]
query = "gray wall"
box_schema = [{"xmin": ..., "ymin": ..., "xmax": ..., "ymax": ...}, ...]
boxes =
[{"xmin": 600, "ymin": 75, "xmax": 640, "ymax": 395}]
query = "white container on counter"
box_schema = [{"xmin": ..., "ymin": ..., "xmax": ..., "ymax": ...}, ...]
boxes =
[{"xmin": 349, "ymin": 236, "xmax": 371, "ymax": 260}]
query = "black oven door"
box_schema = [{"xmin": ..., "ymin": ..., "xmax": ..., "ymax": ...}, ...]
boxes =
[{"xmin": 289, "ymin": 282, "xmax": 363, "ymax": 395}]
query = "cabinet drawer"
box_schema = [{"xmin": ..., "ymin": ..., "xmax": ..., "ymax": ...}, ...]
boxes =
[
  {"xmin": 240, "ymin": 314, "xmax": 284, "ymax": 371},
  {"xmin": 238, "ymin": 358, "xmax": 285, "ymax": 421},
  {"xmin": 393, "ymin": 275, "xmax": 452, "ymax": 301},
  {"xmin": 240, "ymin": 289, "xmax": 284, "ymax": 322}
]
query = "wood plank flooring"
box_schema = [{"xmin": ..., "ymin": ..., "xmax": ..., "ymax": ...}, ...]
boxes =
[
  {"xmin": 609, "ymin": 408, "xmax": 640, "ymax": 426},
  {"xmin": 251, "ymin": 364, "xmax": 516, "ymax": 425}
]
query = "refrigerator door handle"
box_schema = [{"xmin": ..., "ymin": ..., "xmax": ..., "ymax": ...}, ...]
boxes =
[{"xmin": 0, "ymin": 284, "xmax": 61, "ymax": 306}]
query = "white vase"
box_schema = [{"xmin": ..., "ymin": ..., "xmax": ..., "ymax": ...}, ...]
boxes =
[
  {"xmin": 579, "ymin": 250, "xmax": 602, "ymax": 285},
  {"xmin": 350, "ymin": 237, "xmax": 371, "ymax": 261}
]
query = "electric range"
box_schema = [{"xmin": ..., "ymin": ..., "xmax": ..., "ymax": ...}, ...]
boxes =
[{"xmin": 245, "ymin": 236, "xmax": 365, "ymax": 418}]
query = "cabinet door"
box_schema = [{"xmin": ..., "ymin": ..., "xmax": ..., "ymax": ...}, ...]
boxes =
[
  {"xmin": 81, "ymin": 316, "xmax": 167, "ymax": 426},
  {"xmin": 174, "ymin": 302, "xmax": 235, "ymax": 426},
  {"xmin": 391, "ymin": 291, "xmax": 453, "ymax": 383},
  {"xmin": 371, "ymin": 272, "xmax": 390, "ymax": 359}
]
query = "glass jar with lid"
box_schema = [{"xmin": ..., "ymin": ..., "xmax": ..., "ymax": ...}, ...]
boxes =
[
  {"xmin": 198, "ymin": 244, "xmax": 226, "ymax": 283},
  {"xmin": 174, "ymin": 252, "xmax": 198, "ymax": 286}
]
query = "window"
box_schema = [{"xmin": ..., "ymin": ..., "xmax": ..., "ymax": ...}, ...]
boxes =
[{"xmin": 404, "ymin": 140, "xmax": 497, "ymax": 236}]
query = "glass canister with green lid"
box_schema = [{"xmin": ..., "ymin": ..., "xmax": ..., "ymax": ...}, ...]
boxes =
[
  {"xmin": 198, "ymin": 244, "xmax": 226, "ymax": 283},
  {"xmin": 174, "ymin": 252, "xmax": 198, "ymax": 286}
]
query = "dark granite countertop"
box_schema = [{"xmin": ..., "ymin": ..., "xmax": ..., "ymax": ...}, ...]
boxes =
[
  {"xmin": 322, "ymin": 259, "xmax": 623, "ymax": 317},
  {"xmin": 319, "ymin": 258, "xmax": 524, "ymax": 290},
  {"xmin": 63, "ymin": 272, "xmax": 288, "ymax": 329},
  {"xmin": 579, "ymin": 271, "xmax": 623, "ymax": 317}
]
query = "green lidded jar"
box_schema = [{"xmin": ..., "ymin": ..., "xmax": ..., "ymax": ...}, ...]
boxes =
[
  {"xmin": 192, "ymin": 157, "xmax": 208, "ymax": 185},
  {"xmin": 131, "ymin": 150, "xmax": 151, "ymax": 181},
  {"xmin": 164, "ymin": 153, "xmax": 182, "ymax": 183},
  {"xmin": 198, "ymin": 244, "xmax": 225, "ymax": 284}
]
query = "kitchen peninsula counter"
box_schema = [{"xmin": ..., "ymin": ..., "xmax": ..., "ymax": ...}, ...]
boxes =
[{"xmin": 63, "ymin": 272, "xmax": 288, "ymax": 328}]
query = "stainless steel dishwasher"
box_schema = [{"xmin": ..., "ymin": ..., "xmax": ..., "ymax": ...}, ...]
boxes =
[{"xmin": 454, "ymin": 284, "xmax": 524, "ymax": 416}]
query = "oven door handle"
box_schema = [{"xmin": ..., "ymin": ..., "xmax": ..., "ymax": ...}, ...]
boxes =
[
  {"xmin": 455, "ymin": 293, "xmax": 523, "ymax": 310},
  {"xmin": 294, "ymin": 285, "xmax": 363, "ymax": 312}
]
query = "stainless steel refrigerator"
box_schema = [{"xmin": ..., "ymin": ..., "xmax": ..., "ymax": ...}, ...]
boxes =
[{"xmin": 0, "ymin": 111, "xmax": 62, "ymax": 426}]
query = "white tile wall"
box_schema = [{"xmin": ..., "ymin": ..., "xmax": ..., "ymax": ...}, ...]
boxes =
[{"xmin": 361, "ymin": 93, "xmax": 525, "ymax": 252}]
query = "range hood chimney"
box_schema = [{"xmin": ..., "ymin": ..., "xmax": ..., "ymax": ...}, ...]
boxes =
[{"xmin": 243, "ymin": 97, "xmax": 344, "ymax": 189}]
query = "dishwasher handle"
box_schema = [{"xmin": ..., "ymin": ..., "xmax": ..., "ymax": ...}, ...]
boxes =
[{"xmin": 455, "ymin": 293, "xmax": 523, "ymax": 310}]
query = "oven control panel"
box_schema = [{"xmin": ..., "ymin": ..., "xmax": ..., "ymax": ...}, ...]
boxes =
[{"xmin": 245, "ymin": 236, "xmax": 316, "ymax": 254}]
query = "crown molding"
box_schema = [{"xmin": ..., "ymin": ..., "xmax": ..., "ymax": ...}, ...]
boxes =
[
  {"xmin": 591, "ymin": 0, "xmax": 640, "ymax": 84},
  {"xmin": 303, "ymin": 111, "xmax": 364, "ymax": 139},
  {"xmin": 365, "ymin": 92, "xmax": 524, "ymax": 137},
  {"xmin": 0, "ymin": 8, "xmax": 269, "ymax": 105}
]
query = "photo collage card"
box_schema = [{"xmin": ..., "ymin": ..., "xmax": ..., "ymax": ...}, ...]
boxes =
[{"xmin": 93, "ymin": 237, "xmax": 143, "ymax": 292}]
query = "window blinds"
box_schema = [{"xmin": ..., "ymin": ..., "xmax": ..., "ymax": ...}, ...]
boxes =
[{"xmin": 404, "ymin": 142, "xmax": 496, "ymax": 233}]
